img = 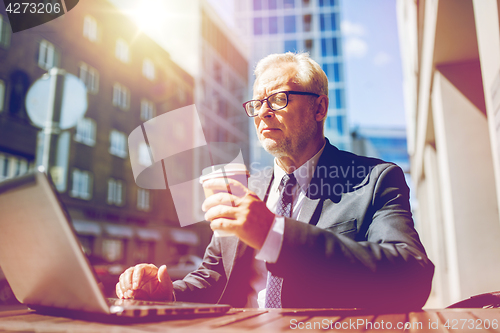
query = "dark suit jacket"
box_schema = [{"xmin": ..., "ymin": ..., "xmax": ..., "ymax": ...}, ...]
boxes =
[{"xmin": 173, "ymin": 141, "xmax": 434, "ymax": 310}]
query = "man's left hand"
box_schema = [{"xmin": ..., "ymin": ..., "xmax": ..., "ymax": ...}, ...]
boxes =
[{"xmin": 202, "ymin": 178, "xmax": 275, "ymax": 249}]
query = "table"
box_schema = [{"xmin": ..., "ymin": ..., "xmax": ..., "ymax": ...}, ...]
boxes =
[{"xmin": 0, "ymin": 306, "xmax": 499, "ymax": 332}]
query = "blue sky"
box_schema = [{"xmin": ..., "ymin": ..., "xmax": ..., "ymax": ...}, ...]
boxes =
[{"xmin": 341, "ymin": 0, "xmax": 406, "ymax": 129}]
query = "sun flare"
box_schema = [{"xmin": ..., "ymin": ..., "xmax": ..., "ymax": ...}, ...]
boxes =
[{"xmin": 130, "ymin": 0, "xmax": 167, "ymax": 33}]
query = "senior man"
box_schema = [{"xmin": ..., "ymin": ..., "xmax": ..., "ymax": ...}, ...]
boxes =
[{"xmin": 117, "ymin": 52, "xmax": 434, "ymax": 310}]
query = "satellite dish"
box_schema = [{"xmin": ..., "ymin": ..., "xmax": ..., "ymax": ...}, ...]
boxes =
[{"xmin": 25, "ymin": 69, "xmax": 88, "ymax": 130}]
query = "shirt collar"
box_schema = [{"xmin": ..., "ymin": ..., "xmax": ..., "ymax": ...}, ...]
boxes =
[{"xmin": 272, "ymin": 141, "xmax": 326, "ymax": 193}]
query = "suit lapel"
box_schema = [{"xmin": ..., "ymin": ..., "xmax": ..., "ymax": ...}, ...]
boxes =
[
  {"xmin": 303, "ymin": 140, "xmax": 340, "ymax": 226},
  {"xmin": 297, "ymin": 196, "xmax": 320, "ymax": 223}
]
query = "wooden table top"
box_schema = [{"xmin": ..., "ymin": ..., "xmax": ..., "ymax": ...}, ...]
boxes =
[{"xmin": 0, "ymin": 306, "xmax": 499, "ymax": 332}]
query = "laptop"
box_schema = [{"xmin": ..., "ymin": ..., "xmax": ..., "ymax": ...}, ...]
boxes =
[{"xmin": 0, "ymin": 169, "xmax": 230, "ymax": 319}]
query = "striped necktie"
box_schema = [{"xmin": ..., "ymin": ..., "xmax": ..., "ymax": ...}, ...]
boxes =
[{"xmin": 265, "ymin": 173, "xmax": 296, "ymax": 308}]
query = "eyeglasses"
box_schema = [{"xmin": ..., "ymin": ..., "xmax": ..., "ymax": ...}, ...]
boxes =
[{"xmin": 243, "ymin": 90, "xmax": 320, "ymax": 117}]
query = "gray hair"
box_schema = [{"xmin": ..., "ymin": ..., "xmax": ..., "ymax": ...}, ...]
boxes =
[{"xmin": 253, "ymin": 52, "xmax": 329, "ymax": 96}]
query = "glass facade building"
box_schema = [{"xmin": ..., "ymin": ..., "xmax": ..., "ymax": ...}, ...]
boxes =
[{"xmin": 236, "ymin": 0, "xmax": 349, "ymax": 169}]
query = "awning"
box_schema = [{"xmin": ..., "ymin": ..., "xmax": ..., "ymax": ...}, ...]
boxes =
[
  {"xmin": 104, "ymin": 224, "xmax": 134, "ymax": 239},
  {"xmin": 72, "ymin": 220, "xmax": 102, "ymax": 236},
  {"xmin": 170, "ymin": 229, "xmax": 199, "ymax": 245},
  {"xmin": 137, "ymin": 228, "xmax": 162, "ymax": 241}
]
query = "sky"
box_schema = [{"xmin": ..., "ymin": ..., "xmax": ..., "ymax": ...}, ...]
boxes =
[
  {"xmin": 341, "ymin": 0, "xmax": 407, "ymax": 129},
  {"xmin": 109, "ymin": 0, "xmax": 407, "ymax": 130}
]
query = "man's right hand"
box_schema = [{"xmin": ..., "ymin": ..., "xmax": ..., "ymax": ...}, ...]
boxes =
[{"xmin": 116, "ymin": 264, "xmax": 174, "ymax": 301}]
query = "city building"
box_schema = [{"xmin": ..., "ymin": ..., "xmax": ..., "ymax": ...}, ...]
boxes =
[
  {"xmin": 397, "ymin": 0, "xmax": 500, "ymax": 307},
  {"xmin": 351, "ymin": 126, "xmax": 410, "ymax": 173},
  {"xmin": 350, "ymin": 126, "xmax": 416, "ymax": 218},
  {"xmin": 235, "ymin": 0, "xmax": 349, "ymax": 169},
  {"xmin": 110, "ymin": 0, "xmax": 251, "ymax": 221},
  {"xmin": 0, "ymin": 0, "xmax": 204, "ymax": 290}
]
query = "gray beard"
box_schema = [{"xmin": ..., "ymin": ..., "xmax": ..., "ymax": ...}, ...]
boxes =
[
  {"xmin": 261, "ymin": 138, "xmax": 292, "ymax": 158},
  {"xmin": 260, "ymin": 125, "xmax": 317, "ymax": 159}
]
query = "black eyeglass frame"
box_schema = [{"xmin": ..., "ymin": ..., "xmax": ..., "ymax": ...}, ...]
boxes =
[{"xmin": 242, "ymin": 90, "xmax": 320, "ymax": 117}]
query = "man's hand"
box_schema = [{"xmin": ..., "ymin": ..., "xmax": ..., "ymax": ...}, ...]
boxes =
[
  {"xmin": 202, "ymin": 178, "xmax": 275, "ymax": 249},
  {"xmin": 116, "ymin": 264, "xmax": 174, "ymax": 301}
]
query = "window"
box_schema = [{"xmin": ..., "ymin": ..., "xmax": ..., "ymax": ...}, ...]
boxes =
[
  {"xmin": 0, "ymin": 14, "xmax": 11, "ymax": 49},
  {"xmin": 335, "ymin": 88, "xmax": 344, "ymax": 109},
  {"xmin": 284, "ymin": 40, "xmax": 297, "ymax": 52},
  {"xmin": 74, "ymin": 117, "xmax": 96, "ymax": 146},
  {"xmin": 213, "ymin": 61, "xmax": 222, "ymax": 84},
  {"xmin": 336, "ymin": 115, "xmax": 344, "ymax": 136},
  {"xmin": 83, "ymin": 15, "xmax": 98, "ymax": 42},
  {"xmin": 70, "ymin": 169, "xmax": 92, "ymax": 200},
  {"xmin": 138, "ymin": 143, "xmax": 152, "ymax": 166},
  {"xmin": 268, "ymin": 0, "xmax": 277, "ymax": 9},
  {"xmin": 322, "ymin": 63, "xmax": 329, "ymax": 77},
  {"xmin": 140, "ymin": 99, "xmax": 155, "ymax": 121},
  {"xmin": 38, "ymin": 39, "xmax": 57, "ymax": 70},
  {"xmin": 0, "ymin": 153, "xmax": 29, "ymax": 182},
  {"xmin": 102, "ymin": 238, "xmax": 124, "ymax": 262},
  {"xmin": 305, "ymin": 39, "xmax": 313, "ymax": 54},
  {"xmin": 320, "ymin": 13, "xmax": 337, "ymax": 31},
  {"xmin": 333, "ymin": 63, "xmax": 341, "ymax": 82},
  {"xmin": 79, "ymin": 62, "xmax": 99, "ymax": 94},
  {"xmin": 325, "ymin": 116, "xmax": 332, "ymax": 129},
  {"xmin": 217, "ymin": 99, "xmax": 227, "ymax": 118},
  {"xmin": 107, "ymin": 178, "xmax": 124, "ymax": 206},
  {"xmin": 323, "ymin": 63, "xmax": 339, "ymax": 79},
  {"xmin": 284, "ymin": 16, "xmax": 296, "ymax": 33},
  {"xmin": 321, "ymin": 38, "xmax": 338, "ymax": 57},
  {"xmin": 253, "ymin": 0, "xmax": 262, "ymax": 10},
  {"xmin": 109, "ymin": 130, "xmax": 127, "ymax": 158},
  {"xmin": 269, "ymin": 17, "xmax": 278, "ymax": 34},
  {"xmin": 115, "ymin": 38, "xmax": 130, "ymax": 63},
  {"xmin": 134, "ymin": 241, "xmax": 154, "ymax": 263},
  {"xmin": 253, "ymin": 17, "xmax": 263, "ymax": 35},
  {"xmin": 303, "ymin": 15, "xmax": 312, "ymax": 32},
  {"xmin": 142, "ymin": 58, "xmax": 155, "ymax": 81},
  {"xmin": 112, "ymin": 83, "xmax": 130, "ymax": 110},
  {"xmin": 330, "ymin": 13, "xmax": 338, "ymax": 31},
  {"xmin": 137, "ymin": 188, "xmax": 150, "ymax": 211},
  {"xmin": 284, "ymin": 0, "xmax": 295, "ymax": 8},
  {"xmin": 319, "ymin": 0, "xmax": 336, "ymax": 6},
  {"xmin": 0, "ymin": 79, "xmax": 4, "ymax": 112}
]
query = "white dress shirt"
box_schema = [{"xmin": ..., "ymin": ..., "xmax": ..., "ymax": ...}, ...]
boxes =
[{"xmin": 254, "ymin": 142, "xmax": 325, "ymax": 308}]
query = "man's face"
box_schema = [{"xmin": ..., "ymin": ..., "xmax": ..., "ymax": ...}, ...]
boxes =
[{"xmin": 253, "ymin": 63, "xmax": 319, "ymax": 158}]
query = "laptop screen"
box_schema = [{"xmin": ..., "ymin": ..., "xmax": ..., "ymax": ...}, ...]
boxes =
[{"xmin": 0, "ymin": 171, "xmax": 110, "ymax": 313}]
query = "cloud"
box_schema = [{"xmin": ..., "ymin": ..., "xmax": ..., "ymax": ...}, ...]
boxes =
[
  {"xmin": 341, "ymin": 20, "xmax": 366, "ymax": 37},
  {"xmin": 344, "ymin": 37, "xmax": 368, "ymax": 58},
  {"xmin": 373, "ymin": 51, "xmax": 392, "ymax": 66}
]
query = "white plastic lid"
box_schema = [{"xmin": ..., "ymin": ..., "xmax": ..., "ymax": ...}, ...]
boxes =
[{"xmin": 199, "ymin": 163, "xmax": 249, "ymax": 183}]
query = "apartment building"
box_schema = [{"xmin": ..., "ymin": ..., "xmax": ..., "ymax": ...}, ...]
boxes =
[{"xmin": 0, "ymin": 0, "xmax": 204, "ymax": 279}]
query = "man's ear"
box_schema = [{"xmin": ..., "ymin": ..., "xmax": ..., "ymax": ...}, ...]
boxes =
[{"xmin": 315, "ymin": 95, "xmax": 329, "ymax": 122}]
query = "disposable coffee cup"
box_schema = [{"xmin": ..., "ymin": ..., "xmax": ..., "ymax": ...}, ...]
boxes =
[{"xmin": 200, "ymin": 163, "xmax": 249, "ymax": 237}]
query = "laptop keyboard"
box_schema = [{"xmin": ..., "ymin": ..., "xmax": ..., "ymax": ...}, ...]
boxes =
[{"xmin": 107, "ymin": 298, "xmax": 175, "ymax": 307}]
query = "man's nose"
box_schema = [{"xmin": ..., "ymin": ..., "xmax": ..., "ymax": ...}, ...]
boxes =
[{"xmin": 257, "ymin": 101, "xmax": 274, "ymax": 118}]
